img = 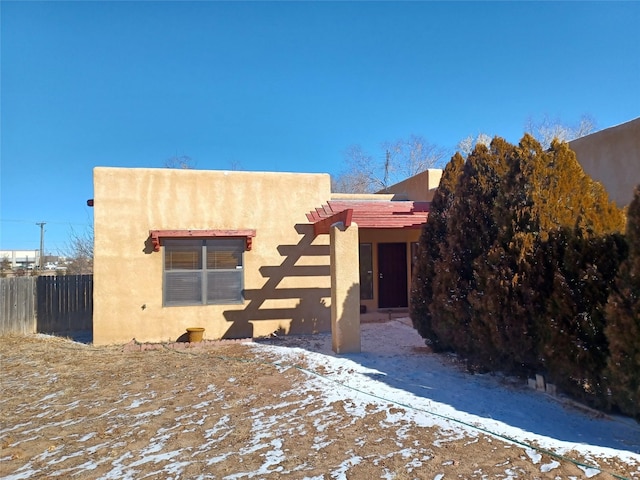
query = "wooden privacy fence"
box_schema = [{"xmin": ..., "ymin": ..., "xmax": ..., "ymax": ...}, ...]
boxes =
[
  {"xmin": 0, "ymin": 275, "xmax": 93, "ymax": 335},
  {"xmin": 0, "ymin": 277, "xmax": 36, "ymax": 334},
  {"xmin": 36, "ymin": 275, "xmax": 93, "ymax": 334}
]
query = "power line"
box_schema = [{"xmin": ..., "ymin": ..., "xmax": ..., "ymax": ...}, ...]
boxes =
[{"xmin": 0, "ymin": 219, "xmax": 91, "ymax": 226}]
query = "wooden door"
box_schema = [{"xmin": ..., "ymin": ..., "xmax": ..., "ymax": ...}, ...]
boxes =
[{"xmin": 378, "ymin": 243, "xmax": 408, "ymax": 308}]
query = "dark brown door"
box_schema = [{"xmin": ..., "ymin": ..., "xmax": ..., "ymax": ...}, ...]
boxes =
[{"xmin": 378, "ymin": 243, "xmax": 408, "ymax": 308}]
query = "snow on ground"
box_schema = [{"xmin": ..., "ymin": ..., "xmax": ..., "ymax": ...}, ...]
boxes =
[
  {"xmin": 253, "ymin": 318, "xmax": 640, "ymax": 465},
  {"xmin": 2, "ymin": 318, "xmax": 639, "ymax": 479}
]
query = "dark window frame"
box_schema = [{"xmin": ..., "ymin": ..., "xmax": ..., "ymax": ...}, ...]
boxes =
[{"xmin": 359, "ymin": 242, "xmax": 374, "ymax": 300}]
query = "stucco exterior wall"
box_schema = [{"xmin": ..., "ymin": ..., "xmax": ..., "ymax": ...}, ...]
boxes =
[
  {"xmin": 93, "ymin": 167, "xmax": 332, "ymax": 345},
  {"xmin": 383, "ymin": 169, "xmax": 443, "ymax": 202},
  {"xmin": 569, "ymin": 117, "xmax": 640, "ymax": 207},
  {"xmin": 330, "ymin": 222, "xmax": 361, "ymax": 354}
]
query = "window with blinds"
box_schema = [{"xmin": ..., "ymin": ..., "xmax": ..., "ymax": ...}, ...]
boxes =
[{"xmin": 163, "ymin": 238, "xmax": 244, "ymax": 306}]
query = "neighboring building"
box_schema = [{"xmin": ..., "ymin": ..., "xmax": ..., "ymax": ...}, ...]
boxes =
[
  {"xmin": 569, "ymin": 117, "xmax": 640, "ymax": 207},
  {"xmin": 0, "ymin": 250, "xmax": 41, "ymax": 270},
  {"xmin": 91, "ymin": 167, "xmax": 441, "ymax": 348}
]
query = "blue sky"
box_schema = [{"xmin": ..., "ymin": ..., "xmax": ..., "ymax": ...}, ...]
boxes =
[{"xmin": 1, "ymin": 1, "xmax": 639, "ymax": 253}]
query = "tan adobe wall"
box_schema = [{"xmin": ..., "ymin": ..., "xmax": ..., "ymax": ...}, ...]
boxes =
[
  {"xmin": 569, "ymin": 117, "xmax": 640, "ymax": 207},
  {"xmin": 331, "ymin": 193, "xmax": 398, "ymax": 201},
  {"xmin": 93, "ymin": 167, "xmax": 332, "ymax": 345},
  {"xmin": 382, "ymin": 169, "xmax": 443, "ymax": 201},
  {"xmin": 330, "ymin": 222, "xmax": 361, "ymax": 353}
]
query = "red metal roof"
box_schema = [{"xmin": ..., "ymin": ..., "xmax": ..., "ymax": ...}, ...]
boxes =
[{"xmin": 306, "ymin": 200, "xmax": 430, "ymax": 234}]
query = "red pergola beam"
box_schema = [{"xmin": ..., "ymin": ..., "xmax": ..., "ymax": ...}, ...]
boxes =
[
  {"xmin": 307, "ymin": 200, "xmax": 430, "ymax": 233},
  {"xmin": 312, "ymin": 209, "xmax": 353, "ymax": 236}
]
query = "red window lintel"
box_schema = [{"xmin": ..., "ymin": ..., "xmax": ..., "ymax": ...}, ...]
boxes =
[{"xmin": 149, "ymin": 229, "xmax": 256, "ymax": 252}]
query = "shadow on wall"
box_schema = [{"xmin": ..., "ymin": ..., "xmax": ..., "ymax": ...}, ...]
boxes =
[
  {"xmin": 342, "ymin": 282, "xmax": 361, "ymax": 322},
  {"xmin": 334, "ymin": 282, "xmax": 362, "ymax": 354},
  {"xmin": 142, "ymin": 236, "xmax": 155, "ymax": 254},
  {"xmin": 222, "ymin": 224, "xmax": 331, "ymax": 339}
]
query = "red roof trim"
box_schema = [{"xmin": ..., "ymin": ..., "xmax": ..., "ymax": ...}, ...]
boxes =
[
  {"xmin": 312, "ymin": 208, "xmax": 353, "ymax": 236},
  {"xmin": 306, "ymin": 200, "xmax": 429, "ymax": 234},
  {"xmin": 149, "ymin": 229, "xmax": 256, "ymax": 252}
]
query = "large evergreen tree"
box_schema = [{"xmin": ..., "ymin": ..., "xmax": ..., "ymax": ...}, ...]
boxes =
[
  {"xmin": 411, "ymin": 153, "xmax": 464, "ymax": 346},
  {"xmin": 541, "ymin": 229, "xmax": 627, "ymax": 406},
  {"xmin": 531, "ymin": 140, "xmax": 626, "ymax": 405},
  {"xmin": 429, "ymin": 143, "xmax": 506, "ymax": 357},
  {"xmin": 412, "ymin": 135, "xmax": 627, "ymax": 409},
  {"xmin": 467, "ymin": 135, "xmax": 547, "ymax": 373},
  {"xmin": 606, "ymin": 185, "xmax": 640, "ymax": 419}
]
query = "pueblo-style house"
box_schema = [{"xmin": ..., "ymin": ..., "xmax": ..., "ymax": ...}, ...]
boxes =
[
  {"xmin": 91, "ymin": 166, "xmax": 441, "ymax": 352},
  {"xmin": 90, "ymin": 117, "xmax": 639, "ymax": 351}
]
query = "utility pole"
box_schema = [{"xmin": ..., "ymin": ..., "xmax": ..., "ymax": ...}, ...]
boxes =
[
  {"xmin": 382, "ymin": 150, "xmax": 391, "ymax": 193},
  {"xmin": 36, "ymin": 222, "xmax": 46, "ymax": 270}
]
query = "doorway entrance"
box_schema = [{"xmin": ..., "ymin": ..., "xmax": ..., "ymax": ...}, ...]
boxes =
[{"xmin": 377, "ymin": 243, "xmax": 408, "ymax": 308}]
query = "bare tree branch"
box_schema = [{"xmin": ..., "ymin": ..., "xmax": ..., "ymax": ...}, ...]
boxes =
[
  {"xmin": 60, "ymin": 225, "xmax": 94, "ymax": 275},
  {"xmin": 456, "ymin": 133, "xmax": 491, "ymax": 156},
  {"xmin": 382, "ymin": 134, "xmax": 447, "ymax": 180},
  {"xmin": 333, "ymin": 135, "xmax": 447, "ymax": 193},
  {"xmin": 164, "ymin": 155, "xmax": 196, "ymax": 169},
  {"xmin": 524, "ymin": 114, "xmax": 596, "ymax": 149}
]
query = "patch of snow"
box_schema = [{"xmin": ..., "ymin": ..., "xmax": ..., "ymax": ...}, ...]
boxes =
[
  {"xmin": 4, "ymin": 318, "xmax": 640, "ymax": 480},
  {"xmin": 252, "ymin": 319, "xmax": 640, "ymax": 464},
  {"xmin": 312, "ymin": 435, "xmax": 332, "ymax": 450},
  {"xmin": 206, "ymin": 452, "xmax": 233, "ymax": 465},
  {"xmin": 44, "ymin": 450, "xmax": 85, "ymax": 466},
  {"xmin": 145, "ymin": 460, "xmax": 191, "ymax": 477},
  {"xmin": 525, "ymin": 447, "xmax": 541, "ymax": 464},
  {"xmin": 131, "ymin": 407, "xmax": 166, "ymax": 419},
  {"xmin": 261, "ymin": 438, "xmax": 286, "ymax": 472},
  {"xmin": 5, "ymin": 435, "xmax": 39, "ymax": 447},
  {"xmin": 540, "ymin": 460, "xmax": 560, "ymax": 472},
  {"xmin": 85, "ymin": 441, "xmax": 115, "ymax": 455},
  {"xmin": 0, "ymin": 422, "xmax": 33, "ymax": 435},
  {"xmin": 96, "ymin": 451, "xmax": 135, "ymax": 479},
  {"xmin": 137, "ymin": 433, "xmax": 173, "ymax": 457},
  {"xmin": 128, "ymin": 449, "xmax": 184, "ymax": 467},
  {"xmin": 330, "ymin": 454, "xmax": 362, "ymax": 480},
  {"xmin": 203, "ymin": 414, "xmax": 231, "ymax": 438},
  {"xmin": 2, "ymin": 468, "xmax": 38, "ymax": 480},
  {"xmin": 578, "ymin": 465, "xmax": 602, "ymax": 478},
  {"xmin": 20, "ymin": 417, "xmax": 85, "ymax": 436},
  {"xmin": 39, "ymin": 393, "xmax": 59, "ymax": 402},
  {"xmin": 126, "ymin": 398, "xmax": 149, "ymax": 409}
]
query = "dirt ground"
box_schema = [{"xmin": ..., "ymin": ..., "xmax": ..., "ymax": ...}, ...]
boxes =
[{"xmin": 0, "ymin": 333, "xmax": 636, "ymax": 479}]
